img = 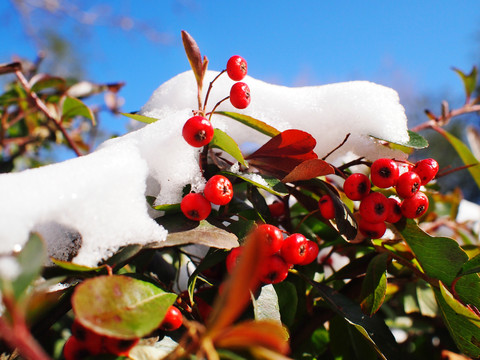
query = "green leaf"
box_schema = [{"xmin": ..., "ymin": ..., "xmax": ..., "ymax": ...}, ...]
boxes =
[
  {"xmin": 369, "ymin": 130, "xmax": 428, "ymax": 150},
  {"xmin": 152, "ymin": 203, "xmax": 181, "ymax": 213},
  {"xmin": 214, "ymin": 111, "xmax": 281, "ymax": 137},
  {"xmin": 13, "ymin": 233, "xmax": 47, "ymax": 299},
  {"xmin": 453, "ymin": 66, "xmax": 478, "ymax": 100},
  {"xmin": 273, "ymin": 281, "xmax": 298, "ymax": 328},
  {"xmin": 459, "ymin": 253, "xmax": 480, "ymax": 277},
  {"xmin": 434, "ymin": 286, "xmax": 480, "ymax": 358},
  {"xmin": 210, "ymin": 129, "xmax": 248, "ymax": 167},
  {"xmin": 360, "ymin": 253, "xmax": 389, "ymax": 316},
  {"xmin": 439, "ymin": 281, "xmax": 480, "ymax": 328},
  {"xmin": 395, "ymin": 219, "xmax": 468, "ymax": 286},
  {"xmin": 50, "ymin": 258, "xmax": 104, "ymax": 273},
  {"xmin": 306, "ymin": 278, "xmax": 401, "ymax": 360},
  {"xmin": 223, "ymin": 171, "xmax": 288, "ymax": 196},
  {"xmin": 121, "ymin": 112, "xmax": 158, "ymax": 124},
  {"xmin": 434, "ymin": 126, "xmax": 480, "ymax": 190},
  {"xmin": 62, "ymin": 96, "xmax": 96, "ymax": 125},
  {"xmin": 72, "ymin": 275, "xmax": 177, "ymax": 339},
  {"xmin": 31, "ymin": 76, "xmax": 67, "ymax": 93},
  {"xmin": 253, "ymin": 284, "xmax": 282, "ymax": 323}
]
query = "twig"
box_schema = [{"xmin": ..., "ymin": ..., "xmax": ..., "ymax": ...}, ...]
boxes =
[
  {"xmin": 203, "ymin": 70, "xmax": 226, "ymax": 115},
  {"xmin": 14, "ymin": 69, "xmax": 82, "ymax": 156},
  {"xmin": 322, "ymin": 133, "xmax": 351, "ymax": 161}
]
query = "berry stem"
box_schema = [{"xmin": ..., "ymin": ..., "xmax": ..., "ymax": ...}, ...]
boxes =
[
  {"xmin": 322, "ymin": 133, "xmax": 351, "ymax": 161},
  {"xmin": 207, "ymin": 96, "xmax": 229, "ymax": 122},
  {"xmin": 203, "ymin": 70, "xmax": 226, "ymax": 114}
]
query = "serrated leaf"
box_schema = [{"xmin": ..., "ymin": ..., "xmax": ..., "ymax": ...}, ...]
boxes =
[
  {"xmin": 453, "ymin": 66, "xmax": 478, "ymax": 101},
  {"xmin": 306, "ymin": 278, "xmax": 401, "ymax": 360},
  {"xmin": 62, "ymin": 96, "xmax": 96, "ymax": 125},
  {"xmin": 122, "ymin": 112, "xmax": 158, "ymax": 124},
  {"xmin": 181, "ymin": 30, "xmax": 205, "ymax": 91},
  {"xmin": 163, "ymin": 220, "xmax": 238, "ymax": 249},
  {"xmin": 369, "ymin": 130, "xmax": 428, "ymax": 150},
  {"xmin": 360, "ymin": 253, "xmax": 389, "ymax": 316},
  {"xmin": 214, "ymin": 111, "xmax": 280, "ymax": 137},
  {"xmin": 211, "ymin": 129, "xmax": 248, "ymax": 167},
  {"xmin": 282, "ymin": 158, "xmax": 334, "ymax": 183},
  {"xmin": 434, "ymin": 126, "xmax": 480, "ymax": 190},
  {"xmin": 459, "ymin": 253, "xmax": 480, "ymax": 277},
  {"xmin": 223, "ymin": 171, "xmax": 288, "ymax": 196},
  {"xmin": 72, "ymin": 275, "xmax": 177, "ymax": 339},
  {"xmin": 13, "ymin": 233, "xmax": 47, "ymax": 299}
]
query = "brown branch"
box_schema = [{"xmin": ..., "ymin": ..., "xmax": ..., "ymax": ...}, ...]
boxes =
[
  {"xmin": 14, "ymin": 70, "xmax": 82, "ymax": 157},
  {"xmin": 203, "ymin": 70, "xmax": 226, "ymax": 114},
  {"xmin": 322, "ymin": 133, "xmax": 351, "ymax": 161}
]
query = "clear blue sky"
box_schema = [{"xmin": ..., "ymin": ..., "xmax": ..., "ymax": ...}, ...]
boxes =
[{"xmin": 1, "ymin": 1, "xmax": 479, "ymax": 136}]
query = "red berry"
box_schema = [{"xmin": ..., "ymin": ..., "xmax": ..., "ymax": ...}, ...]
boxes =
[
  {"xmin": 160, "ymin": 306, "xmax": 183, "ymax": 331},
  {"xmin": 71, "ymin": 321, "xmax": 102, "ymax": 354},
  {"xmin": 359, "ymin": 192, "xmax": 389, "ymax": 223},
  {"xmin": 181, "ymin": 193, "xmax": 211, "ymax": 221},
  {"xmin": 298, "ymin": 240, "xmax": 319, "ymax": 265},
  {"xmin": 226, "ymin": 55, "xmax": 247, "ymax": 81},
  {"xmin": 280, "ymin": 233, "xmax": 308, "ymax": 265},
  {"xmin": 204, "ymin": 175, "xmax": 233, "ymax": 205},
  {"xmin": 259, "ymin": 254, "xmax": 289, "ymax": 284},
  {"xmin": 396, "ymin": 171, "xmax": 421, "ymax": 199},
  {"xmin": 412, "ymin": 158, "xmax": 439, "ymax": 185},
  {"xmin": 103, "ymin": 337, "xmax": 139, "ymax": 356},
  {"xmin": 344, "ymin": 173, "xmax": 371, "ymax": 200},
  {"xmin": 194, "ymin": 295, "xmax": 213, "ymax": 322},
  {"xmin": 255, "ymin": 224, "xmax": 284, "ymax": 255},
  {"xmin": 268, "ymin": 201, "xmax": 286, "ymax": 217},
  {"xmin": 318, "ymin": 194, "xmax": 335, "ymax": 220},
  {"xmin": 64, "ymin": 336, "xmax": 94, "ymax": 360},
  {"xmin": 358, "ymin": 218, "xmax": 387, "ymax": 239},
  {"xmin": 401, "ymin": 192, "xmax": 429, "ymax": 219},
  {"xmin": 226, "ymin": 246, "xmax": 243, "ymax": 273},
  {"xmin": 385, "ymin": 197, "xmax": 403, "ymax": 224},
  {"xmin": 182, "ymin": 116, "xmax": 214, "ymax": 147},
  {"xmin": 370, "ymin": 158, "xmax": 399, "ymax": 188},
  {"xmin": 230, "ymin": 82, "xmax": 251, "ymax": 109}
]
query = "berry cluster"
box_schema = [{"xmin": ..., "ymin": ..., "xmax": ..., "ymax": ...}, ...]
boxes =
[
  {"xmin": 226, "ymin": 224, "xmax": 319, "ymax": 285},
  {"xmin": 319, "ymin": 158, "xmax": 438, "ymax": 239},
  {"xmin": 180, "ymin": 55, "xmax": 251, "ymax": 221},
  {"xmin": 63, "ymin": 321, "xmax": 139, "ymax": 360},
  {"xmin": 181, "ymin": 174, "xmax": 234, "ymax": 221}
]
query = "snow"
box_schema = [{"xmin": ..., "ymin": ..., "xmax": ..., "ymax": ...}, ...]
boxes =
[{"xmin": 0, "ymin": 70, "xmax": 410, "ymax": 267}]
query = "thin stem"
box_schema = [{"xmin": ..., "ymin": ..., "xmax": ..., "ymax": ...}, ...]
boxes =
[
  {"xmin": 203, "ymin": 70, "xmax": 226, "ymax": 114},
  {"xmin": 14, "ymin": 70, "xmax": 82, "ymax": 157},
  {"xmin": 207, "ymin": 96, "xmax": 229, "ymax": 122},
  {"xmin": 322, "ymin": 133, "xmax": 351, "ymax": 161}
]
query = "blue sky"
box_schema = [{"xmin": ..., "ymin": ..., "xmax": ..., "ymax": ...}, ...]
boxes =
[{"xmin": 1, "ymin": 1, "xmax": 479, "ymax": 136}]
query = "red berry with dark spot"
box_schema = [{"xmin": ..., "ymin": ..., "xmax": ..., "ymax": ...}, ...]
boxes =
[
  {"xmin": 298, "ymin": 240, "xmax": 319, "ymax": 265},
  {"xmin": 160, "ymin": 306, "xmax": 183, "ymax": 331},
  {"xmin": 269, "ymin": 201, "xmax": 286, "ymax": 217},
  {"xmin": 344, "ymin": 173, "xmax": 371, "ymax": 200},
  {"xmin": 401, "ymin": 192, "xmax": 429, "ymax": 219},
  {"xmin": 359, "ymin": 218, "xmax": 387, "ymax": 239},
  {"xmin": 385, "ymin": 197, "xmax": 403, "ymax": 224},
  {"xmin": 182, "ymin": 116, "xmax": 214, "ymax": 148},
  {"xmin": 230, "ymin": 82, "xmax": 251, "ymax": 109},
  {"xmin": 359, "ymin": 192, "xmax": 389, "ymax": 223},
  {"xmin": 413, "ymin": 158, "xmax": 439, "ymax": 185},
  {"xmin": 318, "ymin": 194, "xmax": 335, "ymax": 220},
  {"xmin": 371, "ymin": 158, "xmax": 399, "ymax": 188},
  {"xmin": 259, "ymin": 254, "xmax": 289, "ymax": 284},
  {"xmin": 226, "ymin": 246, "xmax": 243, "ymax": 273},
  {"xmin": 280, "ymin": 233, "xmax": 308, "ymax": 265},
  {"xmin": 396, "ymin": 171, "xmax": 421, "ymax": 199},
  {"xmin": 71, "ymin": 320, "xmax": 102, "ymax": 354},
  {"xmin": 204, "ymin": 175, "xmax": 233, "ymax": 205},
  {"xmin": 255, "ymin": 224, "xmax": 284, "ymax": 255},
  {"xmin": 103, "ymin": 337, "xmax": 139, "ymax": 356},
  {"xmin": 181, "ymin": 193, "xmax": 211, "ymax": 221},
  {"xmin": 226, "ymin": 55, "xmax": 248, "ymax": 81},
  {"xmin": 64, "ymin": 336, "xmax": 93, "ymax": 360}
]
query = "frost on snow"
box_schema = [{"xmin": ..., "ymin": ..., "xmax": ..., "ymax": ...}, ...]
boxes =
[{"xmin": 0, "ymin": 70, "xmax": 409, "ymax": 266}]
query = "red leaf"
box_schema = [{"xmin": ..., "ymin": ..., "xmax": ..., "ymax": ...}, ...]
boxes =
[
  {"xmin": 245, "ymin": 129, "xmax": 318, "ymax": 178},
  {"xmin": 282, "ymin": 159, "xmax": 334, "ymax": 183}
]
